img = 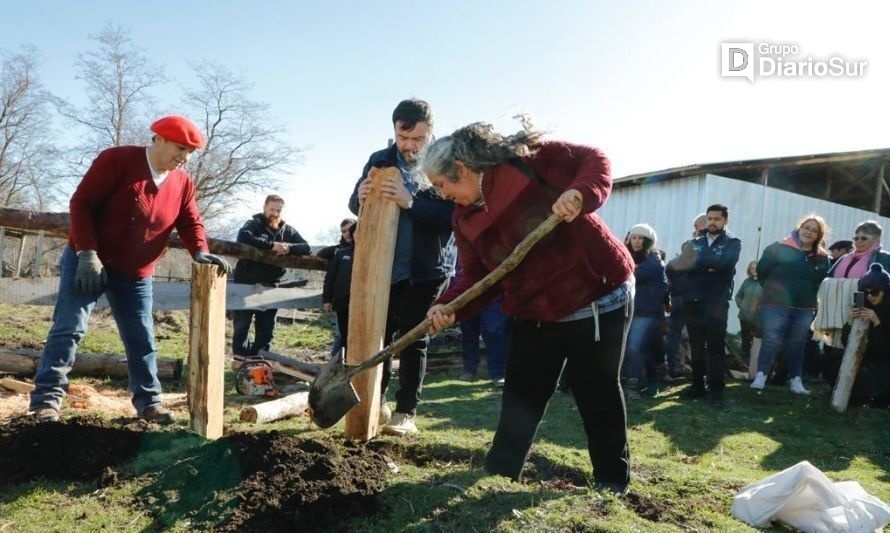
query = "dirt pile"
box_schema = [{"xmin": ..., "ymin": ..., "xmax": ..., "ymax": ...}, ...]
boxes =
[{"xmin": 0, "ymin": 416, "xmax": 393, "ymax": 531}]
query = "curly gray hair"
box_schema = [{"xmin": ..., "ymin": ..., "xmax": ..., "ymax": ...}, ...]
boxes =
[{"xmin": 418, "ymin": 115, "xmax": 544, "ymax": 188}]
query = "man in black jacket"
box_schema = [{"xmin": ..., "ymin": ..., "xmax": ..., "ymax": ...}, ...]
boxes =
[
  {"xmin": 232, "ymin": 194, "xmax": 310, "ymax": 356},
  {"xmin": 348, "ymin": 99, "xmax": 453, "ymax": 436},
  {"xmin": 675, "ymin": 204, "xmax": 741, "ymax": 408}
]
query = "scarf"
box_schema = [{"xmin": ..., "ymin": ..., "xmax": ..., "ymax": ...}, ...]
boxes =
[{"xmin": 833, "ymin": 242, "xmax": 880, "ymax": 280}]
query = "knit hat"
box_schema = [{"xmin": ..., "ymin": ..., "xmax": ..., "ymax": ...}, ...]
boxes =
[
  {"xmin": 150, "ymin": 115, "xmax": 206, "ymax": 149},
  {"xmin": 859, "ymin": 263, "xmax": 890, "ymax": 292},
  {"xmin": 828, "ymin": 240, "xmax": 853, "ymax": 252},
  {"xmin": 628, "ymin": 223, "xmax": 657, "ymax": 245}
]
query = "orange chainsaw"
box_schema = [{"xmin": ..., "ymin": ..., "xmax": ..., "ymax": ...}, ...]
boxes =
[{"xmin": 234, "ymin": 357, "xmax": 279, "ymax": 397}]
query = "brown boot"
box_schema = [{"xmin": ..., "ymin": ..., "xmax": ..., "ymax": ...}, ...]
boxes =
[{"xmin": 140, "ymin": 405, "xmax": 174, "ymax": 425}]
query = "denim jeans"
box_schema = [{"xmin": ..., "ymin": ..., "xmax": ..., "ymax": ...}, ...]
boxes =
[
  {"xmin": 460, "ymin": 298, "xmax": 512, "ymax": 380},
  {"xmin": 30, "ymin": 246, "xmax": 162, "ymax": 415},
  {"xmin": 232, "ymin": 308, "xmax": 279, "ymax": 356},
  {"xmin": 624, "ymin": 315, "xmax": 660, "ymax": 381},
  {"xmin": 756, "ymin": 304, "xmax": 815, "ymax": 379}
]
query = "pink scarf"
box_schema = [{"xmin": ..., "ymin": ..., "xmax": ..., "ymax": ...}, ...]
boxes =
[{"xmin": 833, "ymin": 242, "xmax": 880, "ymax": 279}]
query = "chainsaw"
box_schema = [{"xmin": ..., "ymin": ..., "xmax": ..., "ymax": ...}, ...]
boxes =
[{"xmin": 235, "ymin": 357, "xmax": 279, "ymax": 397}]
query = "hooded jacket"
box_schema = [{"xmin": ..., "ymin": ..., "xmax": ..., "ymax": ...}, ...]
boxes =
[
  {"xmin": 233, "ymin": 213, "xmax": 310, "ymax": 285},
  {"xmin": 757, "ymin": 233, "xmax": 830, "ymax": 308}
]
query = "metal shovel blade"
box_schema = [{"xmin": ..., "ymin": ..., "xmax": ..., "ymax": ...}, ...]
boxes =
[{"xmin": 308, "ymin": 349, "xmax": 361, "ymax": 428}]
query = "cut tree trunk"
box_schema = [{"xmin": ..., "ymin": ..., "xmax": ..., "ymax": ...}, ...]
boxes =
[
  {"xmin": 0, "ymin": 348, "xmax": 182, "ymax": 380},
  {"xmin": 0, "ymin": 377, "xmax": 35, "ymax": 393},
  {"xmin": 239, "ymin": 391, "xmax": 309, "ymax": 423},
  {"xmin": 256, "ymin": 350, "xmax": 322, "ymax": 376},
  {"xmin": 831, "ymin": 317, "xmax": 869, "ymax": 412},
  {"xmin": 345, "ymin": 167, "xmax": 401, "ymax": 440},
  {"xmin": 0, "ymin": 207, "xmax": 327, "ymax": 271}
]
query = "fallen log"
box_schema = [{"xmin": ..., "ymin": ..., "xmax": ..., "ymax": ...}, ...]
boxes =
[
  {"xmin": 831, "ymin": 317, "xmax": 869, "ymax": 412},
  {"xmin": 239, "ymin": 391, "xmax": 309, "ymax": 424},
  {"xmin": 0, "ymin": 377, "xmax": 35, "ymax": 393},
  {"xmin": 0, "ymin": 207, "xmax": 328, "ymax": 271},
  {"xmin": 0, "ymin": 348, "xmax": 183, "ymax": 380},
  {"xmin": 256, "ymin": 350, "xmax": 322, "ymax": 376}
]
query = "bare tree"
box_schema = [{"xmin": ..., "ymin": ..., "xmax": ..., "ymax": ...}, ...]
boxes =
[
  {"xmin": 0, "ymin": 46, "xmax": 60, "ymax": 210},
  {"xmin": 53, "ymin": 24, "xmax": 166, "ymax": 161},
  {"xmin": 316, "ymin": 225, "xmax": 342, "ymax": 246},
  {"xmin": 182, "ymin": 61, "xmax": 300, "ymax": 229}
]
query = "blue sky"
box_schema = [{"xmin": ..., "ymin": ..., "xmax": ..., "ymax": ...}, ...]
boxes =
[{"xmin": 3, "ymin": 1, "xmax": 888, "ymax": 241}]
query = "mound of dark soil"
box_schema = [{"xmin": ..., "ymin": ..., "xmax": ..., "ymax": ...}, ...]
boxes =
[{"xmin": 0, "ymin": 415, "xmax": 144, "ymax": 486}]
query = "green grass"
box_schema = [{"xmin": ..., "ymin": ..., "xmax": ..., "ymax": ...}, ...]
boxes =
[{"xmin": 1, "ymin": 304, "xmax": 888, "ymax": 531}]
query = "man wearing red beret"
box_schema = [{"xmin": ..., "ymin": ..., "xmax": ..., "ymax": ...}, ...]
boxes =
[{"xmin": 29, "ymin": 115, "xmax": 230, "ymax": 424}]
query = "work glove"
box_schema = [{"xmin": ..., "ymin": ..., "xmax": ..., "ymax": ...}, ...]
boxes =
[
  {"xmin": 74, "ymin": 250, "xmax": 107, "ymax": 294},
  {"xmin": 194, "ymin": 251, "xmax": 232, "ymax": 275}
]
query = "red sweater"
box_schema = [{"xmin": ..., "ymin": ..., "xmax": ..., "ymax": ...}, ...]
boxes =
[
  {"xmin": 69, "ymin": 146, "xmax": 208, "ymax": 278},
  {"xmin": 436, "ymin": 141, "xmax": 633, "ymax": 322}
]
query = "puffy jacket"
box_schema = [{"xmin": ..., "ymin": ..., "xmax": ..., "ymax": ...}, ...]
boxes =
[
  {"xmin": 757, "ymin": 237, "xmax": 830, "ymax": 308},
  {"xmin": 348, "ymin": 144, "xmax": 453, "ymax": 284},
  {"xmin": 677, "ymin": 229, "xmax": 742, "ymax": 302},
  {"xmin": 233, "ymin": 214, "xmax": 310, "ymax": 285},
  {"xmin": 632, "ymin": 250, "xmax": 668, "ymax": 317}
]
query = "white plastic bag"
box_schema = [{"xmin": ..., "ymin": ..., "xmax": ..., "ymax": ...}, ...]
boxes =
[{"xmin": 731, "ymin": 461, "xmax": 890, "ymax": 532}]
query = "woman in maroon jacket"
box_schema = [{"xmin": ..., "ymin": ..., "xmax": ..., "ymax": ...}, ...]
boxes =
[{"xmin": 423, "ymin": 119, "xmax": 634, "ymax": 495}]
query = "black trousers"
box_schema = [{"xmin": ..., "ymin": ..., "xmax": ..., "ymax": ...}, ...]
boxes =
[
  {"xmin": 683, "ymin": 299, "xmax": 729, "ymax": 394},
  {"xmin": 485, "ymin": 306, "xmax": 631, "ymax": 484},
  {"xmin": 381, "ymin": 279, "xmax": 444, "ymax": 414},
  {"xmin": 232, "ymin": 309, "xmax": 279, "ymax": 356}
]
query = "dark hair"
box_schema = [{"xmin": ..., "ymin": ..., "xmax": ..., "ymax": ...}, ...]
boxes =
[
  {"xmin": 339, "ymin": 217, "xmax": 357, "ymax": 228},
  {"xmin": 392, "ymin": 99, "xmax": 433, "ymax": 131},
  {"xmin": 855, "ymin": 220, "xmax": 883, "ymax": 237},
  {"xmin": 265, "ymin": 194, "xmax": 285, "ymax": 205},
  {"xmin": 828, "ymin": 240, "xmax": 853, "ymax": 251},
  {"xmin": 706, "ymin": 204, "xmax": 729, "ymax": 218}
]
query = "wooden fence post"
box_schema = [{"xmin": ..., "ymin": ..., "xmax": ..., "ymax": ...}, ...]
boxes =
[
  {"xmin": 188, "ymin": 263, "xmax": 228, "ymax": 439},
  {"xmin": 344, "ymin": 167, "xmax": 400, "ymax": 440},
  {"xmin": 0, "ymin": 227, "xmax": 5, "ymax": 277},
  {"xmin": 831, "ymin": 317, "xmax": 869, "ymax": 412}
]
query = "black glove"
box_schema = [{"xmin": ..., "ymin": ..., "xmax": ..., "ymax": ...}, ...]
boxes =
[
  {"xmin": 194, "ymin": 251, "xmax": 232, "ymax": 275},
  {"xmin": 74, "ymin": 250, "xmax": 107, "ymax": 293}
]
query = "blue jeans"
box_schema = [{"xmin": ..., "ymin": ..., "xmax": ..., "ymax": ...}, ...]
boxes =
[
  {"xmin": 30, "ymin": 246, "xmax": 162, "ymax": 415},
  {"xmin": 460, "ymin": 299, "xmax": 512, "ymax": 380},
  {"xmin": 624, "ymin": 315, "xmax": 660, "ymax": 381},
  {"xmin": 757, "ymin": 304, "xmax": 815, "ymax": 379}
]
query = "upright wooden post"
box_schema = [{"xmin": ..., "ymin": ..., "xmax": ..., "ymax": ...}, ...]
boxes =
[
  {"xmin": 873, "ymin": 162, "xmax": 885, "ymax": 215},
  {"xmin": 0, "ymin": 227, "xmax": 5, "ymax": 278},
  {"xmin": 34, "ymin": 231, "xmax": 44, "ymax": 277},
  {"xmin": 345, "ymin": 167, "xmax": 400, "ymax": 440},
  {"xmin": 188, "ymin": 263, "xmax": 227, "ymax": 439},
  {"xmin": 831, "ymin": 317, "xmax": 869, "ymax": 412},
  {"xmin": 14, "ymin": 235, "xmax": 25, "ymax": 277}
]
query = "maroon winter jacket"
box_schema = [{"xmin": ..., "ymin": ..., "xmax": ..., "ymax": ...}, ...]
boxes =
[
  {"xmin": 69, "ymin": 146, "xmax": 209, "ymax": 278},
  {"xmin": 436, "ymin": 141, "xmax": 633, "ymax": 322}
]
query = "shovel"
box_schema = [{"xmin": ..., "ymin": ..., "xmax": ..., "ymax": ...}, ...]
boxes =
[{"xmin": 308, "ymin": 209, "xmax": 570, "ymax": 428}]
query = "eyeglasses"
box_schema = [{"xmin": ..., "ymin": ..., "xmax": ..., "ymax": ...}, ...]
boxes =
[
  {"xmin": 853, "ymin": 235, "xmax": 873, "ymax": 241},
  {"xmin": 865, "ymin": 289, "xmax": 882, "ymax": 296}
]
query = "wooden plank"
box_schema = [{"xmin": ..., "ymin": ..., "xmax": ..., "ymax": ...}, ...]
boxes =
[
  {"xmin": 14, "ymin": 235, "xmax": 25, "ymax": 277},
  {"xmin": 0, "ymin": 377, "xmax": 35, "ymax": 393},
  {"xmin": 188, "ymin": 263, "xmax": 227, "ymax": 439},
  {"xmin": 0, "ymin": 278, "xmax": 321, "ymax": 310},
  {"xmin": 0, "ymin": 348, "xmax": 182, "ymax": 380},
  {"xmin": 831, "ymin": 317, "xmax": 869, "ymax": 412},
  {"xmin": 345, "ymin": 167, "xmax": 401, "ymax": 440},
  {"xmin": 239, "ymin": 391, "xmax": 309, "ymax": 424},
  {"xmin": 0, "ymin": 207, "xmax": 328, "ymax": 271}
]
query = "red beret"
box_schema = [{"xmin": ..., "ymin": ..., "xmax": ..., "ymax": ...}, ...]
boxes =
[{"xmin": 150, "ymin": 115, "xmax": 206, "ymax": 149}]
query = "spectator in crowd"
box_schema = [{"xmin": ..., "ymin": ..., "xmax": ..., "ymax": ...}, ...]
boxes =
[
  {"xmin": 665, "ymin": 213, "xmax": 708, "ymax": 376},
  {"xmin": 322, "ymin": 221, "xmax": 356, "ymax": 352},
  {"xmin": 676, "ymin": 204, "xmax": 741, "ymax": 408},
  {"xmin": 29, "ymin": 115, "xmax": 230, "ymax": 424},
  {"xmin": 232, "ymin": 194, "xmax": 311, "ymax": 356},
  {"xmin": 349, "ymin": 98, "xmax": 453, "ymax": 436},
  {"xmin": 827, "ymin": 240, "xmax": 853, "ymax": 266},
  {"xmin": 622, "ymin": 223, "xmax": 668, "ymax": 400},
  {"xmin": 317, "ymin": 218, "xmax": 357, "ymax": 357},
  {"xmin": 750, "ymin": 215, "xmax": 831, "ymax": 394},
  {"xmin": 849, "ymin": 264, "xmax": 890, "ymax": 408},
  {"xmin": 459, "ymin": 294, "xmax": 512, "ymax": 387},
  {"xmin": 735, "ymin": 261, "xmax": 762, "ymax": 371},
  {"xmin": 423, "ymin": 118, "xmax": 635, "ymax": 495}
]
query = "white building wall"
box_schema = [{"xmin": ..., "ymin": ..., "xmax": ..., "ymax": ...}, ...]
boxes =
[{"xmin": 598, "ymin": 173, "xmax": 890, "ymax": 332}]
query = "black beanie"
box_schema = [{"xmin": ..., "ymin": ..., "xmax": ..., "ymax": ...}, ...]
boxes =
[{"xmin": 859, "ymin": 263, "xmax": 890, "ymax": 292}]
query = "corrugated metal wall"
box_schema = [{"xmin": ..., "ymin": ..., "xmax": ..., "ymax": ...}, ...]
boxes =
[{"xmin": 598, "ymin": 173, "xmax": 890, "ymax": 332}]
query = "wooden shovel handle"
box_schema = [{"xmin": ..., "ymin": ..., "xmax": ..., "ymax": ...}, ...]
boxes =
[{"xmin": 349, "ymin": 211, "xmax": 566, "ymax": 376}]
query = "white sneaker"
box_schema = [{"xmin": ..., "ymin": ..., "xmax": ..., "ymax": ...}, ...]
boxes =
[
  {"xmin": 750, "ymin": 372, "xmax": 767, "ymax": 390},
  {"xmin": 789, "ymin": 377, "xmax": 810, "ymax": 395},
  {"xmin": 379, "ymin": 402, "xmax": 392, "ymax": 426},
  {"xmin": 381, "ymin": 412, "xmax": 418, "ymax": 436}
]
